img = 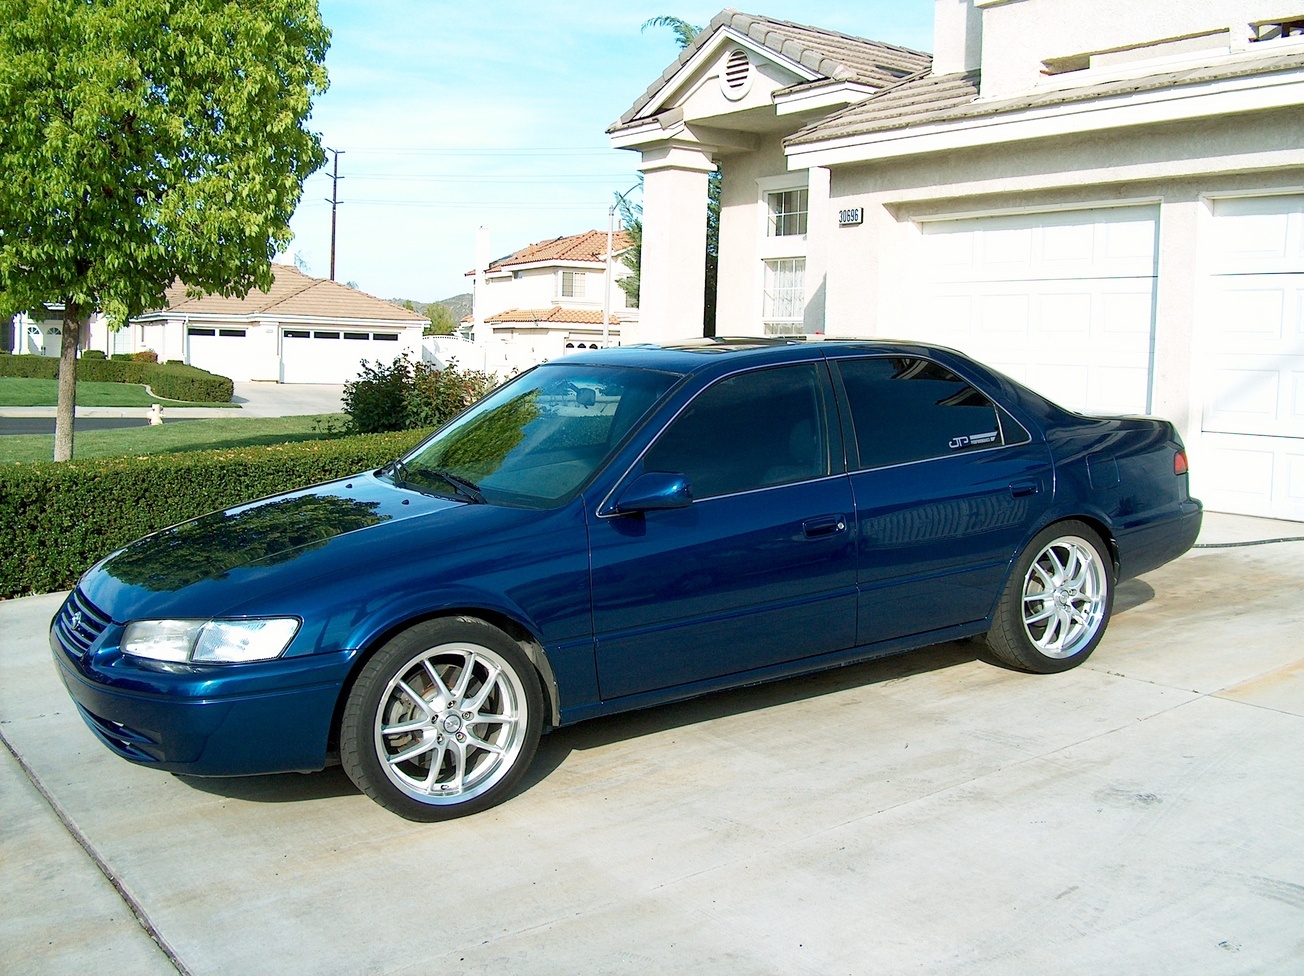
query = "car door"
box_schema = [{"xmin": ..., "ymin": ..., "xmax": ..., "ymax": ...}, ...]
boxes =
[
  {"xmin": 831, "ymin": 355, "xmax": 1054, "ymax": 645},
  {"xmin": 589, "ymin": 361, "xmax": 858, "ymax": 701}
]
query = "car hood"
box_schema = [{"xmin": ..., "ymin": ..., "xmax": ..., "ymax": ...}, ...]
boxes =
[{"xmin": 81, "ymin": 473, "xmax": 466, "ymax": 619}]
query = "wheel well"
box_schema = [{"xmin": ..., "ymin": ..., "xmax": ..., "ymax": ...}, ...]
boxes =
[
  {"xmin": 326, "ymin": 608, "xmax": 560, "ymax": 755},
  {"xmin": 1055, "ymin": 515, "xmax": 1119, "ymax": 575}
]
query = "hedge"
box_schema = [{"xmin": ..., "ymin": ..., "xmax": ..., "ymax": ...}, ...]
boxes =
[
  {"xmin": 0, "ymin": 353, "xmax": 233, "ymax": 402},
  {"xmin": 0, "ymin": 428, "xmax": 430, "ymax": 599}
]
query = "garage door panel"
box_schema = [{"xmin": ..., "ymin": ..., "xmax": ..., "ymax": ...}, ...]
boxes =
[
  {"xmin": 1036, "ymin": 293, "xmax": 1091, "ymax": 334},
  {"xmin": 1209, "ymin": 196, "xmax": 1304, "ymax": 274},
  {"xmin": 1094, "ymin": 366, "xmax": 1151, "ymax": 415},
  {"xmin": 281, "ymin": 330, "xmax": 405, "ymax": 384},
  {"xmin": 1199, "ymin": 195, "xmax": 1304, "ymax": 519},
  {"xmin": 188, "ymin": 330, "xmax": 253, "ymax": 382},
  {"xmin": 921, "ymin": 206, "xmax": 1157, "ymax": 284}
]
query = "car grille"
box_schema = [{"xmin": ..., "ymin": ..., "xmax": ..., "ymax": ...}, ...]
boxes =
[{"xmin": 53, "ymin": 588, "xmax": 112, "ymax": 655}]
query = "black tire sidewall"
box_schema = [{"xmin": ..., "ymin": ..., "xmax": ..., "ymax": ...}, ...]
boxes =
[
  {"xmin": 995, "ymin": 521, "xmax": 1115, "ymax": 674},
  {"xmin": 341, "ymin": 617, "xmax": 544, "ymax": 821}
]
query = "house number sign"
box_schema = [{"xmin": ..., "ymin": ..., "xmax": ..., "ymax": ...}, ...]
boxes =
[{"xmin": 837, "ymin": 207, "xmax": 863, "ymax": 226}]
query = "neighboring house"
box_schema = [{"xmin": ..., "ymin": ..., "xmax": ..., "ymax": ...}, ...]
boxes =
[
  {"xmin": 609, "ymin": 3, "xmax": 1304, "ymax": 521},
  {"xmin": 6, "ymin": 306, "xmax": 107, "ymax": 357},
  {"xmin": 86, "ymin": 264, "xmax": 425, "ymax": 383},
  {"xmin": 469, "ymin": 229, "xmax": 635, "ymax": 376}
]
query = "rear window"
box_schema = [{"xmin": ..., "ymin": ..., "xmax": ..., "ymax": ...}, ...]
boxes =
[{"xmin": 836, "ymin": 357, "xmax": 1008, "ymax": 469}]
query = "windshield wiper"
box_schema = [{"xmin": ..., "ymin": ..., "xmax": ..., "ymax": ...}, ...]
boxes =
[
  {"xmin": 382, "ymin": 458, "xmax": 412, "ymax": 486},
  {"xmin": 428, "ymin": 469, "xmax": 487, "ymax": 504}
]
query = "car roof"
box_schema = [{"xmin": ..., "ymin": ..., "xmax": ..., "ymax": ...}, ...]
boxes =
[{"xmin": 557, "ymin": 337, "xmax": 953, "ymax": 374}]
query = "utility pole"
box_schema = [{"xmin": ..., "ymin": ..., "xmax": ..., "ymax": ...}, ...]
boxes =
[{"xmin": 325, "ymin": 147, "xmax": 344, "ymax": 280}]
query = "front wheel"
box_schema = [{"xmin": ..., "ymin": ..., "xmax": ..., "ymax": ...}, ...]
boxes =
[
  {"xmin": 340, "ymin": 617, "xmax": 543, "ymax": 821},
  {"xmin": 986, "ymin": 521, "xmax": 1114, "ymax": 674}
]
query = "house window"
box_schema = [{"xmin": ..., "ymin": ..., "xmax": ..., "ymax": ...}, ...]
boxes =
[
  {"xmin": 762, "ymin": 258, "xmax": 806, "ymax": 336},
  {"xmin": 768, "ymin": 189, "xmax": 808, "ymax": 237},
  {"xmin": 562, "ymin": 271, "xmax": 586, "ymax": 298}
]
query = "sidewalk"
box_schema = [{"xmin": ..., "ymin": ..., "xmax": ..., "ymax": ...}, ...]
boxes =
[
  {"xmin": 0, "ymin": 381, "xmax": 344, "ymax": 420},
  {"xmin": 3, "ymin": 513, "xmax": 1302, "ymax": 975}
]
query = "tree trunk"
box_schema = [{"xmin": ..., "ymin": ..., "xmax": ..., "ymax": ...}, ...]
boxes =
[{"xmin": 53, "ymin": 302, "xmax": 81, "ymax": 461}]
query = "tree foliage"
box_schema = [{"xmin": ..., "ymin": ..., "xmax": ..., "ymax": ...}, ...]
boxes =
[{"xmin": 0, "ymin": 0, "xmax": 330, "ymax": 459}]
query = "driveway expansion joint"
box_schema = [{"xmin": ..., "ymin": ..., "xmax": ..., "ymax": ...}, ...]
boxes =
[{"xmin": 0, "ymin": 726, "xmax": 190, "ymax": 976}]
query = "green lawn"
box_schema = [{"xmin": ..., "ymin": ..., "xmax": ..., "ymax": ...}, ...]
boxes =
[
  {"xmin": 0, "ymin": 376, "xmax": 235, "ymax": 407},
  {"xmin": 0, "ymin": 414, "xmax": 350, "ymax": 463}
]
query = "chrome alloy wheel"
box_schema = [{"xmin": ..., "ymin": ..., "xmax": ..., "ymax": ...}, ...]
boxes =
[
  {"xmin": 1020, "ymin": 535, "xmax": 1109, "ymax": 660},
  {"xmin": 374, "ymin": 642, "xmax": 527, "ymax": 805}
]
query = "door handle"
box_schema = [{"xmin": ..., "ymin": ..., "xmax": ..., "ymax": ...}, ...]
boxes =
[
  {"xmin": 1009, "ymin": 480, "xmax": 1041, "ymax": 498},
  {"xmin": 803, "ymin": 515, "xmax": 847, "ymax": 538}
]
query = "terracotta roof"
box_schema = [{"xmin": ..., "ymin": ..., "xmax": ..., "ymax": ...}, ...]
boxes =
[
  {"xmin": 484, "ymin": 308, "xmax": 621, "ymax": 326},
  {"xmin": 143, "ymin": 264, "xmax": 426, "ymax": 323},
  {"xmin": 483, "ymin": 230, "xmax": 633, "ymax": 273},
  {"xmin": 612, "ymin": 7, "xmax": 930, "ymax": 131},
  {"xmin": 787, "ymin": 49, "xmax": 1304, "ymax": 147}
]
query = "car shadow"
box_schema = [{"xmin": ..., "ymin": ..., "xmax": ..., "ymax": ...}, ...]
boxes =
[
  {"xmin": 176, "ymin": 764, "xmax": 359, "ymax": 803},
  {"xmin": 175, "ymin": 638, "xmax": 990, "ymax": 808},
  {"xmin": 513, "ymin": 638, "xmax": 989, "ymax": 799},
  {"xmin": 1113, "ymin": 577, "xmax": 1156, "ymax": 615}
]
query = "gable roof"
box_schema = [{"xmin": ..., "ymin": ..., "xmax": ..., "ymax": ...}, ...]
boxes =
[
  {"xmin": 142, "ymin": 264, "xmax": 426, "ymax": 323},
  {"xmin": 786, "ymin": 49, "xmax": 1304, "ymax": 148},
  {"xmin": 484, "ymin": 229, "xmax": 632, "ymax": 273},
  {"xmin": 484, "ymin": 307, "xmax": 621, "ymax": 327},
  {"xmin": 611, "ymin": 7, "xmax": 930, "ymax": 131}
]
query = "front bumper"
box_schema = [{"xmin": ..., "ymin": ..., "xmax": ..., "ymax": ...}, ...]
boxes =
[{"xmin": 51, "ymin": 596, "xmax": 353, "ymax": 777}]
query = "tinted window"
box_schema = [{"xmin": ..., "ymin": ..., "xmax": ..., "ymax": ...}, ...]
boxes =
[
  {"xmin": 643, "ymin": 364, "xmax": 830, "ymax": 499},
  {"xmin": 837, "ymin": 357, "xmax": 1004, "ymax": 469},
  {"xmin": 404, "ymin": 364, "xmax": 679, "ymax": 507}
]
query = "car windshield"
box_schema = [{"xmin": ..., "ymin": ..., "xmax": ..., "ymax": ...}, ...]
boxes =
[{"xmin": 394, "ymin": 363, "xmax": 681, "ymax": 507}]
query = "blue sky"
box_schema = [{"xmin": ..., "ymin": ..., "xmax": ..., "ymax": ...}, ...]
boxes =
[{"xmin": 285, "ymin": 1, "xmax": 936, "ymax": 302}]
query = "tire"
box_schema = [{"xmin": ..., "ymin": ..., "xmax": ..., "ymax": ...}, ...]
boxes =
[
  {"xmin": 986, "ymin": 521, "xmax": 1114, "ymax": 674},
  {"xmin": 340, "ymin": 617, "xmax": 543, "ymax": 821}
]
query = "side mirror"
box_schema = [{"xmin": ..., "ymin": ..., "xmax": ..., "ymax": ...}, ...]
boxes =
[{"xmin": 615, "ymin": 472, "xmax": 693, "ymax": 514}]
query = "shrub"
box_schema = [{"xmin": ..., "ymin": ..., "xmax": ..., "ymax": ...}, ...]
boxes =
[
  {"xmin": 82, "ymin": 349, "xmax": 106, "ymax": 360},
  {"xmin": 342, "ymin": 356, "xmax": 411, "ymax": 433},
  {"xmin": 0, "ymin": 353, "xmax": 232, "ymax": 401},
  {"xmin": 0, "ymin": 428, "xmax": 430, "ymax": 599},
  {"xmin": 132, "ymin": 350, "xmax": 159, "ymax": 363},
  {"xmin": 343, "ymin": 354, "xmax": 495, "ymax": 434}
]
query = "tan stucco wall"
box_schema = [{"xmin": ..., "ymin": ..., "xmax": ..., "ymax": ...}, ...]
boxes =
[
  {"xmin": 977, "ymin": 0, "xmax": 1297, "ymax": 97},
  {"xmin": 716, "ymin": 136, "xmax": 796, "ymax": 335}
]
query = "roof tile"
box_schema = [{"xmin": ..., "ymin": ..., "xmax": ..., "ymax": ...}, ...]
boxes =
[
  {"xmin": 149, "ymin": 264, "xmax": 426, "ymax": 323},
  {"xmin": 484, "ymin": 229, "xmax": 633, "ymax": 273},
  {"xmin": 485, "ymin": 307, "xmax": 621, "ymax": 326}
]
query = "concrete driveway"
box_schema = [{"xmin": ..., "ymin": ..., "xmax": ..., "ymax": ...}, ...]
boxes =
[
  {"xmin": 0, "ymin": 381, "xmax": 344, "ymax": 424},
  {"xmin": 3, "ymin": 514, "xmax": 1302, "ymax": 975}
]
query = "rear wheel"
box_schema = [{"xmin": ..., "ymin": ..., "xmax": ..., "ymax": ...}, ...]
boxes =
[
  {"xmin": 986, "ymin": 521, "xmax": 1114, "ymax": 673},
  {"xmin": 341, "ymin": 617, "xmax": 543, "ymax": 821}
]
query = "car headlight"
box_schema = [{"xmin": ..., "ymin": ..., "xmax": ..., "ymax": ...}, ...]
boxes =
[{"xmin": 121, "ymin": 618, "xmax": 300, "ymax": 664}]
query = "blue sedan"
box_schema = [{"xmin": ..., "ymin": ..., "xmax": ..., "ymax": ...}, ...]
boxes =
[{"xmin": 51, "ymin": 340, "xmax": 1202, "ymax": 820}]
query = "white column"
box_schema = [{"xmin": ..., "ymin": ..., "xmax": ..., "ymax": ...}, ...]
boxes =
[{"xmin": 637, "ymin": 144, "xmax": 716, "ymax": 345}]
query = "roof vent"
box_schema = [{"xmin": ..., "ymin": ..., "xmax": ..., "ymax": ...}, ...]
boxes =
[{"xmin": 720, "ymin": 49, "xmax": 752, "ymax": 100}]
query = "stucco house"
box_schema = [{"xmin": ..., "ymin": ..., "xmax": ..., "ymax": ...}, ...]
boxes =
[
  {"xmin": 609, "ymin": 2, "xmax": 1304, "ymax": 521},
  {"xmin": 85, "ymin": 264, "xmax": 425, "ymax": 383},
  {"xmin": 469, "ymin": 229, "xmax": 635, "ymax": 376}
]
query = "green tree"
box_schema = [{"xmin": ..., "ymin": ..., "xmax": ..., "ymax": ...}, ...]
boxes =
[
  {"xmin": 637, "ymin": 15, "xmax": 720, "ymax": 336},
  {"xmin": 424, "ymin": 303, "xmax": 459, "ymax": 336},
  {"xmin": 0, "ymin": 0, "xmax": 329, "ymax": 461}
]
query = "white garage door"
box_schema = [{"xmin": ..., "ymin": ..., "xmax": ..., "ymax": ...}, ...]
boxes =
[
  {"xmin": 188, "ymin": 327, "xmax": 254, "ymax": 382},
  {"xmin": 1199, "ymin": 195, "xmax": 1304, "ymax": 521},
  {"xmin": 911, "ymin": 206, "xmax": 1159, "ymax": 415},
  {"xmin": 280, "ymin": 329, "xmax": 404, "ymax": 384}
]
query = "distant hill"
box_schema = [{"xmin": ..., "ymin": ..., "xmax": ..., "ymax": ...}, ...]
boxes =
[{"xmin": 389, "ymin": 292, "xmax": 473, "ymax": 321}]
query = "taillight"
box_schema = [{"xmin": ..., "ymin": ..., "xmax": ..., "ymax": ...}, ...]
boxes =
[{"xmin": 1174, "ymin": 450, "xmax": 1188, "ymax": 476}]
